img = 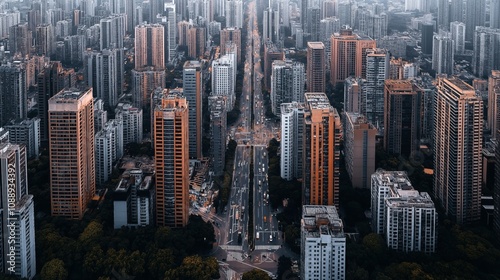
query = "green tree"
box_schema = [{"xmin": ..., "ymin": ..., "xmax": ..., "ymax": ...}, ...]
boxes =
[
  {"xmin": 83, "ymin": 246, "xmax": 106, "ymax": 275},
  {"xmin": 148, "ymin": 249, "xmax": 176, "ymax": 279},
  {"xmin": 242, "ymin": 269, "xmax": 271, "ymax": 280},
  {"xmin": 41, "ymin": 259, "xmax": 68, "ymax": 280},
  {"xmin": 79, "ymin": 221, "xmax": 103, "ymax": 245},
  {"xmin": 164, "ymin": 255, "xmax": 219, "ymax": 280}
]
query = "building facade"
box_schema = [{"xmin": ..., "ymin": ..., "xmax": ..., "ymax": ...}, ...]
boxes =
[
  {"xmin": 434, "ymin": 78, "xmax": 483, "ymax": 224},
  {"xmin": 281, "ymin": 102, "xmax": 305, "ymax": 181},
  {"xmin": 49, "ymin": 88, "xmax": 95, "ymax": 220},
  {"xmin": 183, "ymin": 61, "xmax": 203, "ymax": 159},
  {"xmin": 209, "ymin": 96, "xmax": 227, "ymax": 177},
  {"xmin": 153, "ymin": 91, "xmax": 189, "ymax": 227},
  {"xmin": 271, "ymin": 60, "xmax": 305, "ymax": 115},
  {"xmin": 134, "ymin": 23, "xmax": 165, "ymax": 70}
]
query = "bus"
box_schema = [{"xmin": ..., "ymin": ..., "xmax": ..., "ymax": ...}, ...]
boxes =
[
  {"xmin": 235, "ymin": 210, "xmax": 239, "ymax": 221},
  {"xmin": 256, "ymin": 232, "xmax": 260, "ymax": 240}
]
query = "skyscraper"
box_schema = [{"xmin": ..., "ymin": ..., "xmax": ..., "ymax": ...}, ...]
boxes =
[
  {"xmin": 434, "ymin": 78, "xmax": 483, "ymax": 225},
  {"xmin": 0, "ymin": 63, "xmax": 27, "ymax": 126},
  {"xmin": 99, "ymin": 14, "xmax": 126, "ymax": 50},
  {"xmin": 364, "ymin": 48, "xmax": 389, "ymax": 128},
  {"xmin": 302, "ymin": 93, "xmax": 341, "ymax": 207},
  {"xmin": 212, "ymin": 55, "xmax": 235, "ymax": 111},
  {"xmin": 306, "ymin": 7, "xmax": 320, "ymax": 41},
  {"xmin": 209, "ymin": 96, "xmax": 227, "ymax": 176},
  {"xmin": 9, "ymin": 23, "xmax": 32, "ymax": 58},
  {"xmin": 330, "ymin": 28, "xmax": 376, "ymax": 84},
  {"xmin": 472, "ymin": 27, "xmax": 500, "ymax": 78},
  {"xmin": 134, "ymin": 24, "xmax": 165, "ymax": 70},
  {"xmin": 492, "ymin": 0, "xmax": 500, "ymax": 29},
  {"xmin": 220, "ymin": 28, "xmax": 242, "ymax": 63},
  {"xmin": 384, "ymin": 80, "xmax": 424, "ymax": 157},
  {"xmin": 465, "ymin": 0, "xmax": 485, "ymax": 41},
  {"xmin": 264, "ymin": 41, "xmax": 284, "ymax": 90},
  {"xmin": 37, "ymin": 62, "xmax": 76, "ymax": 142},
  {"xmin": 432, "ymin": 34, "xmax": 454, "ymax": 75},
  {"xmin": 115, "ymin": 103, "xmax": 143, "ymax": 145},
  {"xmin": 271, "ymin": 60, "xmax": 305, "ymax": 115},
  {"xmin": 344, "ymin": 113, "xmax": 376, "ymax": 189},
  {"xmin": 281, "ymin": 102, "xmax": 305, "ymax": 181},
  {"xmin": 49, "ymin": 88, "xmax": 95, "ymax": 220},
  {"xmin": 437, "ymin": 0, "xmax": 449, "ymax": 30},
  {"xmin": 154, "ymin": 90, "xmax": 189, "ymax": 228},
  {"xmin": 131, "ymin": 69, "xmax": 166, "ymax": 109},
  {"xmin": 263, "ymin": 8, "xmax": 280, "ymax": 44},
  {"xmin": 183, "ymin": 61, "xmax": 203, "ymax": 159},
  {"xmin": 187, "ymin": 27, "xmax": 206, "ymax": 58},
  {"xmin": 344, "ymin": 77, "xmax": 365, "ymax": 113},
  {"xmin": 306, "ymin": 42, "xmax": 325, "ymax": 93},
  {"xmin": 85, "ymin": 49, "xmax": 119, "ymax": 108},
  {"xmin": 488, "ymin": 70, "xmax": 500, "ymax": 139},
  {"xmin": 450, "ymin": 21, "xmax": 465, "ymax": 54},
  {"xmin": 5, "ymin": 118, "xmax": 41, "ymax": 159},
  {"xmin": 225, "ymin": 0, "xmax": 243, "ymax": 28},
  {"xmin": 421, "ymin": 23, "xmax": 434, "ymax": 55},
  {"xmin": 301, "ymin": 205, "xmax": 345, "ymax": 280},
  {"xmin": 371, "ymin": 169, "xmax": 437, "ymax": 253},
  {"xmin": 0, "ymin": 144, "xmax": 36, "ymax": 279},
  {"xmin": 35, "ymin": 24, "xmax": 54, "ymax": 56}
]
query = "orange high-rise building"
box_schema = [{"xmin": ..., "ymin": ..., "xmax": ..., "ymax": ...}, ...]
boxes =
[
  {"xmin": 302, "ymin": 92, "xmax": 342, "ymax": 207},
  {"xmin": 154, "ymin": 89, "xmax": 189, "ymax": 227},
  {"xmin": 49, "ymin": 88, "xmax": 95, "ymax": 219},
  {"xmin": 306, "ymin": 42, "xmax": 326, "ymax": 93},
  {"xmin": 330, "ymin": 28, "xmax": 376, "ymax": 84}
]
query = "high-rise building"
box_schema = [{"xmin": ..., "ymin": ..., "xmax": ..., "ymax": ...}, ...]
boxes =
[
  {"xmin": 209, "ymin": 96, "xmax": 227, "ymax": 176},
  {"xmin": 49, "ymin": 88, "xmax": 95, "ymax": 220},
  {"xmin": 302, "ymin": 93, "xmax": 341, "ymax": 207},
  {"xmin": 488, "ymin": 71, "xmax": 500, "ymax": 139},
  {"xmin": 9, "ymin": 23, "xmax": 32, "ymax": 58},
  {"xmin": 465, "ymin": 0, "xmax": 485, "ymax": 41},
  {"xmin": 153, "ymin": 90, "xmax": 189, "ymax": 227},
  {"xmin": 0, "ymin": 63, "xmax": 27, "ymax": 126},
  {"xmin": 85, "ymin": 49, "xmax": 119, "ymax": 108},
  {"xmin": 95, "ymin": 119, "xmax": 123, "ymax": 186},
  {"xmin": 371, "ymin": 169, "xmax": 437, "ymax": 253},
  {"xmin": 421, "ymin": 23, "xmax": 434, "ymax": 55},
  {"xmin": 263, "ymin": 8, "xmax": 280, "ymax": 45},
  {"xmin": 434, "ymin": 78, "xmax": 483, "ymax": 224},
  {"xmin": 114, "ymin": 169, "xmax": 154, "ymax": 228},
  {"xmin": 226, "ymin": 0, "xmax": 243, "ymax": 28},
  {"xmin": 187, "ymin": 27, "xmax": 206, "ymax": 58},
  {"xmin": 212, "ymin": 55, "xmax": 235, "ymax": 111},
  {"xmin": 4, "ymin": 118, "xmax": 40, "ymax": 159},
  {"xmin": 271, "ymin": 60, "xmax": 305, "ymax": 115},
  {"xmin": 134, "ymin": 24, "xmax": 165, "ymax": 71},
  {"xmin": 264, "ymin": 41, "xmax": 284, "ymax": 90},
  {"xmin": 35, "ymin": 24, "xmax": 54, "ymax": 57},
  {"xmin": 450, "ymin": 0, "xmax": 464, "ymax": 22},
  {"xmin": 306, "ymin": 7, "xmax": 321, "ymax": 41},
  {"xmin": 344, "ymin": 113, "xmax": 376, "ymax": 189},
  {"xmin": 492, "ymin": 0, "xmax": 500, "ymax": 29},
  {"xmin": 281, "ymin": 102, "xmax": 305, "ymax": 181},
  {"xmin": 364, "ymin": 48, "xmax": 389, "ymax": 128},
  {"xmin": 495, "ymin": 129, "xmax": 500, "ymax": 237},
  {"xmin": 437, "ymin": 0, "xmax": 449, "ymax": 30},
  {"xmin": 37, "ymin": 62, "xmax": 76, "ymax": 142},
  {"xmin": 300, "ymin": 205, "xmax": 345, "ymax": 280},
  {"xmin": 450, "ymin": 21, "xmax": 465, "ymax": 54},
  {"xmin": 220, "ymin": 28, "xmax": 242, "ymax": 63},
  {"xmin": 432, "ymin": 34, "xmax": 454, "ymax": 75},
  {"xmin": 131, "ymin": 69, "xmax": 166, "ymax": 109},
  {"xmin": 99, "ymin": 14, "xmax": 126, "ymax": 50},
  {"xmin": 158, "ymin": 3, "xmax": 177, "ymax": 63},
  {"xmin": 306, "ymin": 42, "xmax": 325, "ymax": 93},
  {"xmin": 330, "ymin": 28, "xmax": 376, "ymax": 84},
  {"xmin": 388, "ymin": 58, "xmax": 418, "ymax": 80},
  {"xmin": 472, "ymin": 27, "xmax": 500, "ymax": 78},
  {"xmin": 344, "ymin": 77, "xmax": 364, "ymax": 113},
  {"xmin": 384, "ymin": 80, "xmax": 424, "ymax": 157},
  {"xmin": 115, "ymin": 103, "xmax": 143, "ymax": 145},
  {"xmin": 183, "ymin": 61, "xmax": 203, "ymax": 159},
  {"xmin": 0, "ymin": 144, "xmax": 36, "ymax": 279}
]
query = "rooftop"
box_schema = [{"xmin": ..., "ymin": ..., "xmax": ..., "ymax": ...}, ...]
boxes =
[
  {"xmin": 302, "ymin": 205, "xmax": 344, "ymax": 238},
  {"xmin": 305, "ymin": 92, "xmax": 331, "ymax": 110}
]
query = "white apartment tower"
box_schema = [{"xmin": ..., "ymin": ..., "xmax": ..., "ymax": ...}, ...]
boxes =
[
  {"xmin": 280, "ymin": 102, "xmax": 305, "ymax": 181},
  {"xmin": 226, "ymin": 0, "xmax": 243, "ymax": 28},
  {"xmin": 212, "ymin": 55, "xmax": 235, "ymax": 111},
  {"xmin": 472, "ymin": 27, "xmax": 500, "ymax": 78},
  {"xmin": 0, "ymin": 144, "xmax": 36, "ymax": 279},
  {"xmin": 434, "ymin": 78, "xmax": 483, "ymax": 224},
  {"xmin": 432, "ymin": 34, "xmax": 454, "ymax": 75},
  {"xmin": 450, "ymin": 21, "xmax": 465, "ymax": 54},
  {"xmin": 301, "ymin": 205, "xmax": 345, "ymax": 280},
  {"xmin": 116, "ymin": 103, "xmax": 143, "ymax": 145},
  {"xmin": 371, "ymin": 169, "xmax": 437, "ymax": 253}
]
